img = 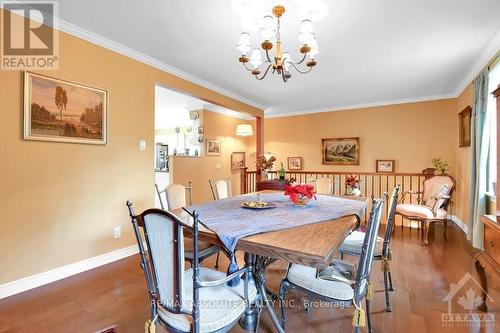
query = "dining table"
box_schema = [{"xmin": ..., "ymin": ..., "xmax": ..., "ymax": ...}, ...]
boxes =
[{"xmin": 171, "ymin": 190, "xmax": 368, "ymax": 333}]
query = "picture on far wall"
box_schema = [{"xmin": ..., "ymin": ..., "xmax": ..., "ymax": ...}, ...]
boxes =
[
  {"xmin": 231, "ymin": 152, "xmax": 246, "ymax": 169},
  {"xmin": 376, "ymin": 159, "xmax": 395, "ymax": 173},
  {"xmin": 24, "ymin": 71, "xmax": 108, "ymax": 145},
  {"xmin": 287, "ymin": 157, "xmax": 303, "ymax": 170},
  {"xmin": 206, "ymin": 139, "xmax": 221, "ymax": 156},
  {"xmin": 458, "ymin": 106, "xmax": 471, "ymax": 147},
  {"xmin": 322, "ymin": 137, "xmax": 360, "ymax": 165}
]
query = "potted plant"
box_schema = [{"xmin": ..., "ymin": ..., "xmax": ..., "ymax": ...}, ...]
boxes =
[
  {"xmin": 256, "ymin": 154, "xmax": 276, "ymax": 180},
  {"xmin": 431, "ymin": 157, "xmax": 449, "ymax": 174},
  {"xmin": 284, "ymin": 184, "xmax": 316, "ymax": 207}
]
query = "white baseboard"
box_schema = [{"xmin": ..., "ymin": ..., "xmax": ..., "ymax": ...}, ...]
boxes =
[
  {"xmin": 449, "ymin": 215, "xmax": 468, "ymax": 234},
  {"xmin": 0, "ymin": 244, "xmax": 139, "ymax": 300}
]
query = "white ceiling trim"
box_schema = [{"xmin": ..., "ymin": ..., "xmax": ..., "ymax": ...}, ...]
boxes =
[
  {"xmin": 1, "ymin": 2, "xmax": 266, "ymax": 111},
  {"xmin": 202, "ymin": 104, "xmax": 255, "ymax": 121},
  {"xmin": 264, "ymin": 93, "xmax": 457, "ymax": 118}
]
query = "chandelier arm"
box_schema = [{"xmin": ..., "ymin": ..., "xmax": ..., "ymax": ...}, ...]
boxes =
[
  {"xmin": 281, "ymin": 69, "xmax": 288, "ymax": 83},
  {"xmin": 255, "ymin": 64, "xmax": 273, "ymax": 80},
  {"xmin": 265, "ymin": 49, "xmax": 272, "ymax": 63},
  {"xmin": 289, "ymin": 62, "xmax": 313, "ymax": 75},
  {"xmin": 294, "ymin": 53, "xmax": 308, "ymax": 65}
]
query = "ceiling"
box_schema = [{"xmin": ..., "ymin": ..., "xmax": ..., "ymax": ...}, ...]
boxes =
[{"xmin": 28, "ymin": 0, "xmax": 500, "ymax": 116}]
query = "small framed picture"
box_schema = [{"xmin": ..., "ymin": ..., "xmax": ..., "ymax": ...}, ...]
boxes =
[
  {"xmin": 458, "ymin": 106, "xmax": 471, "ymax": 147},
  {"xmin": 231, "ymin": 152, "xmax": 246, "ymax": 169},
  {"xmin": 376, "ymin": 160, "xmax": 395, "ymax": 173},
  {"xmin": 206, "ymin": 139, "xmax": 221, "ymax": 156},
  {"xmin": 287, "ymin": 157, "xmax": 303, "ymax": 170}
]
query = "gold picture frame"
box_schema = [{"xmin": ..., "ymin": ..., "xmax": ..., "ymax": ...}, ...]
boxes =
[
  {"xmin": 231, "ymin": 152, "xmax": 246, "ymax": 169},
  {"xmin": 287, "ymin": 157, "xmax": 303, "ymax": 170},
  {"xmin": 24, "ymin": 71, "xmax": 108, "ymax": 145},
  {"xmin": 376, "ymin": 159, "xmax": 395, "ymax": 173},
  {"xmin": 322, "ymin": 137, "xmax": 360, "ymax": 165},
  {"xmin": 458, "ymin": 106, "xmax": 471, "ymax": 147}
]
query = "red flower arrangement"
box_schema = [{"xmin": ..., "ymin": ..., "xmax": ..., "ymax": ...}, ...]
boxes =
[
  {"xmin": 345, "ymin": 174, "xmax": 360, "ymax": 188},
  {"xmin": 284, "ymin": 184, "xmax": 316, "ymax": 205}
]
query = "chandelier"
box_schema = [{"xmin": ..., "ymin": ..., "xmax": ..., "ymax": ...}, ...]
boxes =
[{"xmin": 236, "ymin": 5, "xmax": 319, "ymax": 83}]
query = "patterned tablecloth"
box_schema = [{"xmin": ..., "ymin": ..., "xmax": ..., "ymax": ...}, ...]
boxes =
[{"xmin": 186, "ymin": 192, "xmax": 367, "ymax": 255}]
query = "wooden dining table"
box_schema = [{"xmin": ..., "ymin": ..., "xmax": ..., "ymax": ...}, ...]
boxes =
[{"xmin": 171, "ymin": 190, "xmax": 364, "ymax": 333}]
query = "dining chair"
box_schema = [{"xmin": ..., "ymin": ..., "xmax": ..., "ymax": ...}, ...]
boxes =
[
  {"xmin": 339, "ymin": 186, "xmax": 400, "ymax": 312},
  {"xmin": 279, "ymin": 198, "xmax": 385, "ymax": 333},
  {"xmin": 209, "ymin": 178, "xmax": 232, "ymax": 200},
  {"xmin": 396, "ymin": 174, "xmax": 455, "ymax": 244},
  {"xmin": 126, "ymin": 202, "xmax": 257, "ymax": 333},
  {"xmin": 155, "ymin": 182, "xmax": 221, "ymax": 269},
  {"xmin": 311, "ymin": 177, "xmax": 334, "ymax": 195}
]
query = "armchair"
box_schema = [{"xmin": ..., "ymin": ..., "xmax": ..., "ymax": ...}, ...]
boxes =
[{"xmin": 396, "ymin": 174, "xmax": 456, "ymax": 245}]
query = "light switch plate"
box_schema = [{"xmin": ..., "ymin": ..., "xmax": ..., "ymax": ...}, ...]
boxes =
[
  {"xmin": 113, "ymin": 226, "xmax": 121, "ymax": 239},
  {"xmin": 215, "ymin": 164, "xmax": 221, "ymax": 169},
  {"xmin": 139, "ymin": 139, "xmax": 146, "ymax": 151}
]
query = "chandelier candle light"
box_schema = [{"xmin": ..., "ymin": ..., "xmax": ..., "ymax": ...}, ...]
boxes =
[{"xmin": 237, "ymin": 5, "xmax": 319, "ymax": 82}]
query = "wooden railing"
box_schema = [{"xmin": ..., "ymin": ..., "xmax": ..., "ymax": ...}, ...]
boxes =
[{"xmin": 240, "ymin": 168, "xmax": 429, "ymax": 227}]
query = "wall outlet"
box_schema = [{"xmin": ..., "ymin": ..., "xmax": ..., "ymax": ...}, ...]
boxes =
[
  {"xmin": 215, "ymin": 163, "xmax": 221, "ymax": 169},
  {"xmin": 139, "ymin": 139, "xmax": 146, "ymax": 151},
  {"xmin": 113, "ymin": 226, "xmax": 121, "ymax": 239}
]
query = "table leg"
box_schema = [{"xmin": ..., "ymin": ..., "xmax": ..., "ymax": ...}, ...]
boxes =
[
  {"xmin": 240, "ymin": 252, "xmax": 259, "ymax": 331},
  {"xmin": 254, "ymin": 255, "xmax": 285, "ymax": 333},
  {"xmin": 475, "ymin": 258, "xmax": 488, "ymax": 312}
]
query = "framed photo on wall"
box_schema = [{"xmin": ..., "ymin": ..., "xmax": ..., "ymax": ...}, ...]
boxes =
[
  {"xmin": 24, "ymin": 71, "xmax": 108, "ymax": 145},
  {"xmin": 322, "ymin": 137, "xmax": 360, "ymax": 165},
  {"xmin": 231, "ymin": 152, "xmax": 246, "ymax": 169},
  {"xmin": 287, "ymin": 157, "xmax": 303, "ymax": 170},
  {"xmin": 458, "ymin": 106, "xmax": 471, "ymax": 147},
  {"xmin": 206, "ymin": 139, "xmax": 221, "ymax": 156},
  {"xmin": 376, "ymin": 160, "xmax": 395, "ymax": 173}
]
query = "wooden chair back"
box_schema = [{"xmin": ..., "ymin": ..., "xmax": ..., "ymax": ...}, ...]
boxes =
[
  {"xmin": 209, "ymin": 179, "xmax": 232, "ymax": 200},
  {"xmin": 155, "ymin": 182, "xmax": 193, "ymax": 210},
  {"xmin": 312, "ymin": 177, "xmax": 334, "ymax": 195}
]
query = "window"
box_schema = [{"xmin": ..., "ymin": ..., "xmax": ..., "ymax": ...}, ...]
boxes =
[{"xmin": 487, "ymin": 60, "xmax": 500, "ymax": 194}]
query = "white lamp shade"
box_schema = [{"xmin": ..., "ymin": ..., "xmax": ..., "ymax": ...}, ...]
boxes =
[
  {"xmin": 282, "ymin": 52, "xmax": 291, "ymax": 71},
  {"xmin": 298, "ymin": 31, "xmax": 314, "ymax": 44},
  {"xmin": 260, "ymin": 15, "xmax": 275, "ymax": 40},
  {"xmin": 299, "ymin": 19, "xmax": 314, "ymax": 34},
  {"xmin": 308, "ymin": 37, "xmax": 319, "ymax": 58},
  {"xmin": 250, "ymin": 48, "xmax": 263, "ymax": 68},
  {"xmin": 236, "ymin": 124, "xmax": 254, "ymax": 136},
  {"xmin": 237, "ymin": 32, "xmax": 251, "ymax": 55}
]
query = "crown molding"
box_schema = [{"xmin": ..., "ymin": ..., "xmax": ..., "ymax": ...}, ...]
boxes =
[
  {"xmin": 0, "ymin": 2, "xmax": 266, "ymax": 111},
  {"xmin": 264, "ymin": 93, "xmax": 457, "ymax": 118},
  {"xmin": 203, "ymin": 104, "xmax": 255, "ymax": 120}
]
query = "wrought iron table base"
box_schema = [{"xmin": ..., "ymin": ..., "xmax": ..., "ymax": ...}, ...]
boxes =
[{"xmin": 239, "ymin": 252, "xmax": 284, "ymax": 333}]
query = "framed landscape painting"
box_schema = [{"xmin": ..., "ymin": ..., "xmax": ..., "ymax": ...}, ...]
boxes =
[
  {"xmin": 24, "ymin": 71, "xmax": 108, "ymax": 145},
  {"xmin": 322, "ymin": 137, "xmax": 360, "ymax": 165},
  {"xmin": 458, "ymin": 106, "xmax": 471, "ymax": 147},
  {"xmin": 206, "ymin": 139, "xmax": 221, "ymax": 156},
  {"xmin": 287, "ymin": 157, "xmax": 303, "ymax": 170},
  {"xmin": 231, "ymin": 152, "xmax": 246, "ymax": 169}
]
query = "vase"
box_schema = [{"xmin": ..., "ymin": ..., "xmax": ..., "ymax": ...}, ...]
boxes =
[
  {"xmin": 294, "ymin": 194, "xmax": 310, "ymax": 208},
  {"xmin": 261, "ymin": 170, "xmax": 268, "ymax": 180},
  {"xmin": 346, "ymin": 186, "xmax": 354, "ymax": 196}
]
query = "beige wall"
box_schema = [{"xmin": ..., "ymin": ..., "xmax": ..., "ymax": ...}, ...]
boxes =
[
  {"xmin": 454, "ymin": 84, "xmax": 473, "ymax": 224},
  {"xmin": 264, "ymin": 99, "xmax": 458, "ymax": 174},
  {"xmin": 170, "ymin": 111, "xmax": 252, "ymax": 203},
  {"xmin": 0, "ymin": 10, "xmax": 262, "ymax": 284}
]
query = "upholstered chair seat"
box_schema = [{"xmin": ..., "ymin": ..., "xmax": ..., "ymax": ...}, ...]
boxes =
[
  {"xmin": 339, "ymin": 230, "xmax": 384, "ymax": 256},
  {"xmin": 396, "ymin": 204, "xmax": 448, "ymax": 220},
  {"xmin": 286, "ymin": 260, "xmax": 356, "ymax": 301},
  {"xmin": 158, "ymin": 267, "xmax": 257, "ymax": 332},
  {"xmin": 395, "ymin": 173, "xmax": 456, "ymax": 245}
]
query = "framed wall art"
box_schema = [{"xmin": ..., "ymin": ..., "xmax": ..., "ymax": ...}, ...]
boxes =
[
  {"xmin": 206, "ymin": 139, "xmax": 221, "ymax": 156},
  {"xmin": 322, "ymin": 137, "xmax": 360, "ymax": 165},
  {"xmin": 231, "ymin": 152, "xmax": 246, "ymax": 169},
  {"xmin": 376, "ymin": 159, "xmax": 395, "ymax": 173},
  {"xmin": 24, "ymin": 71, "xmax": 108, "ymax": 145},
  {"xmin": 458, "ymin": 106, "xmax": 471, "ymax": 147},
  {"xmin": 287, "ymin": 157, "xmax": 303, "ymax": 170}
]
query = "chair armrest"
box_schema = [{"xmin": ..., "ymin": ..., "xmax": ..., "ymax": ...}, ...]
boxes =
[
  {"xmin": 198, "ymin": 267, "xmax": 248, "ymax": 288},
  {"xmin": 399, "ymin": 190, "xmax": 423, "ymax": 203}
]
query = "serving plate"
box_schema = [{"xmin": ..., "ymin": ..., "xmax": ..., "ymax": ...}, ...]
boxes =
[{"xmin": 240, "ymin": 201, "xmax": 276, "ymax": 210}]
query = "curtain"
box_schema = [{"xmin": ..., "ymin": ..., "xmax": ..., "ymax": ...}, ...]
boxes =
[{"xmin": 467, "ymin": 69, "xmax": 490, "ymax": 249}]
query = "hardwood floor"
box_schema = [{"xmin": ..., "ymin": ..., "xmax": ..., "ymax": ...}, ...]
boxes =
[{"xmin": 0, "ymin": 224, "xmax": 498, "ymax": 333}]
